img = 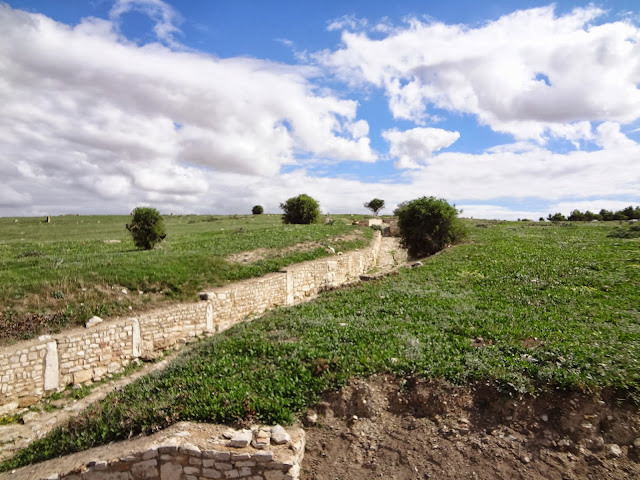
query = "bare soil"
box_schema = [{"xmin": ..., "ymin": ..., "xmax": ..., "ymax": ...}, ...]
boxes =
[
  {"xmin": 225, "ymin": 231, "xmax": 365, "ymax": 264},
  {"xmin": 302, "ymin": 375, "xmax": 640, "ymax": 480}
]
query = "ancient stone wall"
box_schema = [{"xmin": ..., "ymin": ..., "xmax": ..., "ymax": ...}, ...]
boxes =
[
  {"xmin": 2, "ymin": 422, "xmax": 304, "ymax": 480},
  {"xmin": 0, "ymin": 233, "xmax": 382, "ymax": 411}
]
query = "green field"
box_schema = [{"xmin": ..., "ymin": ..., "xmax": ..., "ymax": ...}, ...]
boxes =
[
  {"xmin": 0, "ymin": 214, "xmax": 372, "ymax": 343},
  {"xmin": 2, "ymin": 220, "xmax": 639, "ymax": 470}
]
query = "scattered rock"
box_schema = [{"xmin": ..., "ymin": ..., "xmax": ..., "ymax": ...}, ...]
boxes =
[
  {"xmin": 85, "ymin": 316, "xmax": 103, "ymax": 328},
  {"xmin": 304, "ymin": 412, "xmax": 319, "ymax": 426},
  {"xmin": 121, "ymin": 288, "xmax": 128, "ymax": 295},
  {"xmin": 608, "ymin": 444, "xmax": 622, "ymax": 458},
  {"xmin": 270, "ymin": 425, "xmax": 291, "ymax": 445},
  {"xmin": 411, "ymin": 261, "xmax": 423, "ymax": 268},
  {"xmin": 20, "ymin": 411, "xmax": 39, "ymax": 424},
  {"xmin": 227, "ymin": 429, "xmax": 252, "ymax": 448},
  {"xmin": 326, "ymin": 246, "xmax": 335, "ymax": 254},
  {"xmin": 0, "ymin": 402, "xmax": 19, "ymax": 416},
  {"xmin": 253, "ymin": 429, "xmax": 271, "ymax": 449}
]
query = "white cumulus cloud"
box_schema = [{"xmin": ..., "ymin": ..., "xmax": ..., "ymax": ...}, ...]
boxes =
[
  {"xmin": 321, "ymin": 5, "xmax": 640, "ymax": 142},
  {"xmin": 382, "ymin": 127, "xmax": 460, "ymax": 168}
]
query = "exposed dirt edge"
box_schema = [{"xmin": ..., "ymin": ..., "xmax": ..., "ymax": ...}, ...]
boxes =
[{"xmin": 302, "ymin": 375, "xmax": 640, "ymax": 479}]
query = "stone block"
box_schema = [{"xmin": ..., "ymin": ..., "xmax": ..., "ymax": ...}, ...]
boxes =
[
  {"xmin": 202, "ymin": 469, "xmax": 222, "ymax": 479},
  {"xmin": 160, "ymin": 462, "xmax": 183, "ymax": 480},
  {"xmin": 131, "ymin": 459, "xmax": 158, "ymax": 479},
  {"xmin": 73, "ymin": 369, "xmax": 93, "ymax": 385}
]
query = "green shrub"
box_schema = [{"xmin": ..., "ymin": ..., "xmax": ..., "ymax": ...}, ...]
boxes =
[
  {"xmin": 280, "ymin": 194, "xmax": 320, "ymax": 225},
  {"xmin": 252, "ymin": 205, "xmax": 264, "ymax": 215},
  {"xmin": 394, "ymin": 196, "xmax": 464, "ymax": 258},
  {"xmin": 126, "ymin": 207, "xmax": 166, "ymax": 250}
]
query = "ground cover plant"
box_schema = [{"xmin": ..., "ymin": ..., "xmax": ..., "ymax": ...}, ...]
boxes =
[
  {"xmin": 2, "ymin": 220, "xmax": 639, "ymax": 471},
  {"xmin": 0, "ymin": 214, "xmax": 371, "ymax": 343}
]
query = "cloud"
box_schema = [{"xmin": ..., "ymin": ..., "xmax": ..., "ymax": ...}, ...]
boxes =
[
  {"xmin": 382, "ymin": 127, "xmax": 460, "ymax": 168},
  {"xmin": 547, "ymin": 199, "xmax": 640, "ymax": 216},
  {"xmin": 327, "ymin": 14, "xmax": 368, "ymax": 32},
  {"xmin": 321, "ymin": 5, "xmax": 640, "ymax": 141},
  {"xmin": 109, "ymin": 0, "xmax": 183, "ymax": 47},
  {"xmin": 404, "ymin": 127, "xmax": 640, "ymax": 201},
  {"xmin": 0, "ymin": 4, "xmax": 376, "ymax": 215}
]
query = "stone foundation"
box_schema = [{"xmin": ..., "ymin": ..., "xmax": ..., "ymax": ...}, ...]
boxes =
[{"xmin": 1, "ymin": 422, "xmax": 304, "ymax": 480}]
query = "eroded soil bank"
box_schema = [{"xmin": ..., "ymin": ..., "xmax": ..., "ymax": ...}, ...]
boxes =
[{"xmin": 302, "ymin": 375, "xmax": 640, "ymax": 480}]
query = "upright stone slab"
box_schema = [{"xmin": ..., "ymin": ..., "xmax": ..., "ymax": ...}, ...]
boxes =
[
  {"xmin": 285, "ymin": 270, "xmax": 294, "ymax": 305},
  {"xmin": 206, "ymin": 303, "xmax": 215, "ymax": 333},
  {"xmin": 132, "ymin": 318, "xmax": 141, "ymax": 358},
  {"xmin": 43, "ymin": 341, "xmax": 59, "ymax": 391}
]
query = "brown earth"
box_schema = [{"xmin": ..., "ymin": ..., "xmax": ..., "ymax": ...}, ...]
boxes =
[
  {"xmin": 302, "ymin": 375, "xmax": 640, "ymax": 480},
  {"xmin": 225, "ymin": 231, "xmax": 365, "ymax": 264}
]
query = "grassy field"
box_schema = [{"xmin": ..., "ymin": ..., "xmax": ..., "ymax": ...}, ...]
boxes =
[
  {"xmin": 2, "ymin": 220, "xmax": 639, "ymax": 471},
  {"xmin": 0, "ymin": 214, "xmax": 372, "ymax": 343}
]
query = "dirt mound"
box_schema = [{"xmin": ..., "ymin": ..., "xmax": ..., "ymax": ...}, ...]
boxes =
[
  {"xmin": 225, "ymin": 232, "xmax": 363, "ymax": 264},
  {"xmin": 302, "ymin": 375, "xmax": 640, "ymax": 479}
]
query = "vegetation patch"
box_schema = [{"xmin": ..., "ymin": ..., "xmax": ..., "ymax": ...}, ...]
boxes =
[
  {"xmin": 0, "ymin": 214, "xmax": 371, "ymax": 344},
  {"xmin": 2, "ymin": 220, "xmax": 639, "ymax": 471}
]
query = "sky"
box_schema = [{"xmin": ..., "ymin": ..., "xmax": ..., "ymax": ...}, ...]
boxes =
[{"xmin": 1, "ymin": 0, "xmax": 640, "ymax": 219}]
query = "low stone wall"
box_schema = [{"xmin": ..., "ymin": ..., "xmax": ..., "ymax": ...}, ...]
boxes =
[
  {"xmin": 0, "ymin": 232, "xmax": 382, "ymax": 411},
  {"xmin": 2, "ymin": 422, "xmax": 304, "ymax": 480}
]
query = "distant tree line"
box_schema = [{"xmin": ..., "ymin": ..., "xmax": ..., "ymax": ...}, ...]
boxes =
[{"xmin": 547, "ymin": 205, "xmax": 640, "ymax": 222}]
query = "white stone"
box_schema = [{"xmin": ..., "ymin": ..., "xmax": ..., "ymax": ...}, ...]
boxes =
[
  {"xmin": 227, "ymin": 429, "xmax": 252, "ymax": 448},
  {"xmin": 609, "ymin": 444, "xmax": 622, "ymax": 457},
  {"xmin": 85, "ymin": 316, "xmax": 104, "ymax": 328},
  {"xmin": 270, "ymin": 425, "xmax": 291, "ymax": 445},
  {"xmin": 0, "ymin": 402, "xmax": 19, "ymax": 416},
  {"xmin": 44, "ymin": 341, "xmax": 59, "ymax": 391},
  {"xmin": 132, "ymin": 318, "xmax": 141, "ymax": 358}
]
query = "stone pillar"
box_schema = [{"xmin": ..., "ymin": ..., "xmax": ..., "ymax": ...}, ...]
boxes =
[
  {"xmin": 206, "ymin": 303, "xmax": 215, "ymax": 333},
  {"xmin": 44, "ymin": 341, "xmax": 59, "ymax": 391},
  {"xmin": 285, "ymin": 270, "xmax": 294, "ymax": 305},
  {"xmin": 132, "ymin": 318, "xmax": 141, "ymax": 358}
]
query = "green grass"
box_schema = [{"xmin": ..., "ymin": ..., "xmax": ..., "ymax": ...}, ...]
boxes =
[
  {"xmin": 1, "ymin": 220, "xmax": 639, "ymax": 471},
  {"xmin": 0, "ymin": 214, "xmax": 371, "ymax": 343}
]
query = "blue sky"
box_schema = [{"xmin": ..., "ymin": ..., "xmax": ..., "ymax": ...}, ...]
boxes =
[{"xmin": 2, "ymin": 0, "xmax": 640, "ymax": 218}]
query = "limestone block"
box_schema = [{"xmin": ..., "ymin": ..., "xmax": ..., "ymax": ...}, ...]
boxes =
[
  {"xmin": 202, "ymin": 469, "xmax": 222, "ymax": 479},
  {"xmin": 44, "ymin": 341, "xmax": 59, "ymax": 391},
  {"xmin": 73, "ymin": 369, "xmax": 93, "ymax": 385},
  {"xmin": 160, "ymin": 462, "xmax": 183, "ymax": 480}
]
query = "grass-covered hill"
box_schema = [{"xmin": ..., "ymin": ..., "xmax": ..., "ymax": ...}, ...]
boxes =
[
  {"xmin": 0, "ymin": 214, "xmax": 372, "ymax": 343},
  {"xmin": 2, "ymin": 219, "xmax": 639, "ymax": 471}
]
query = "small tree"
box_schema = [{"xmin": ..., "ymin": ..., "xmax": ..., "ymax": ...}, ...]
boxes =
[
  {"xmin": 252, "ymin": 205, "xmax": 264, "ymax": 215},
  {"xmin": 126, "ymin": 207, "xmax": 166, "ymax": 250},
  {"xmin": 394, "ymin": 196, "xmax": 464, "ymax": 258},
  {"xmin": 280, "ymin": 194, "xmax": 320, "ymax": 224},
  {"xmin": 547, "ymin": 212, "xmax": 566, "ymax": 222},
  {"xmin": 364, "ymin": 198, "xmax": 385, "ymax": 216}
]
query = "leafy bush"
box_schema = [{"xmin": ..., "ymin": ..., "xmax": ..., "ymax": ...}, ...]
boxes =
[
  {"xmin": 364, "ymin": 198, "xmax": 385, "ymax": 216},
  {"xmin": 547, "ymin": 212, "xmax": 567, "ymax": 222},
  {"xmin": 608, "ymin": 224, "xmax": 640, "ymax": 238},
  {"xmin": 280, "ymin": 194, "xmax": 320, "ymax": 225},
  {"xmin": 394, "ymin": 196, "xmax": 464, "ymax": 258},
  {"xmin": 252, "ymin": 205, "xmax": 264, "ymax": 215},
  {"xmin": 126, "ymin": 207, "xmax": 166, "ymax": 250}
]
